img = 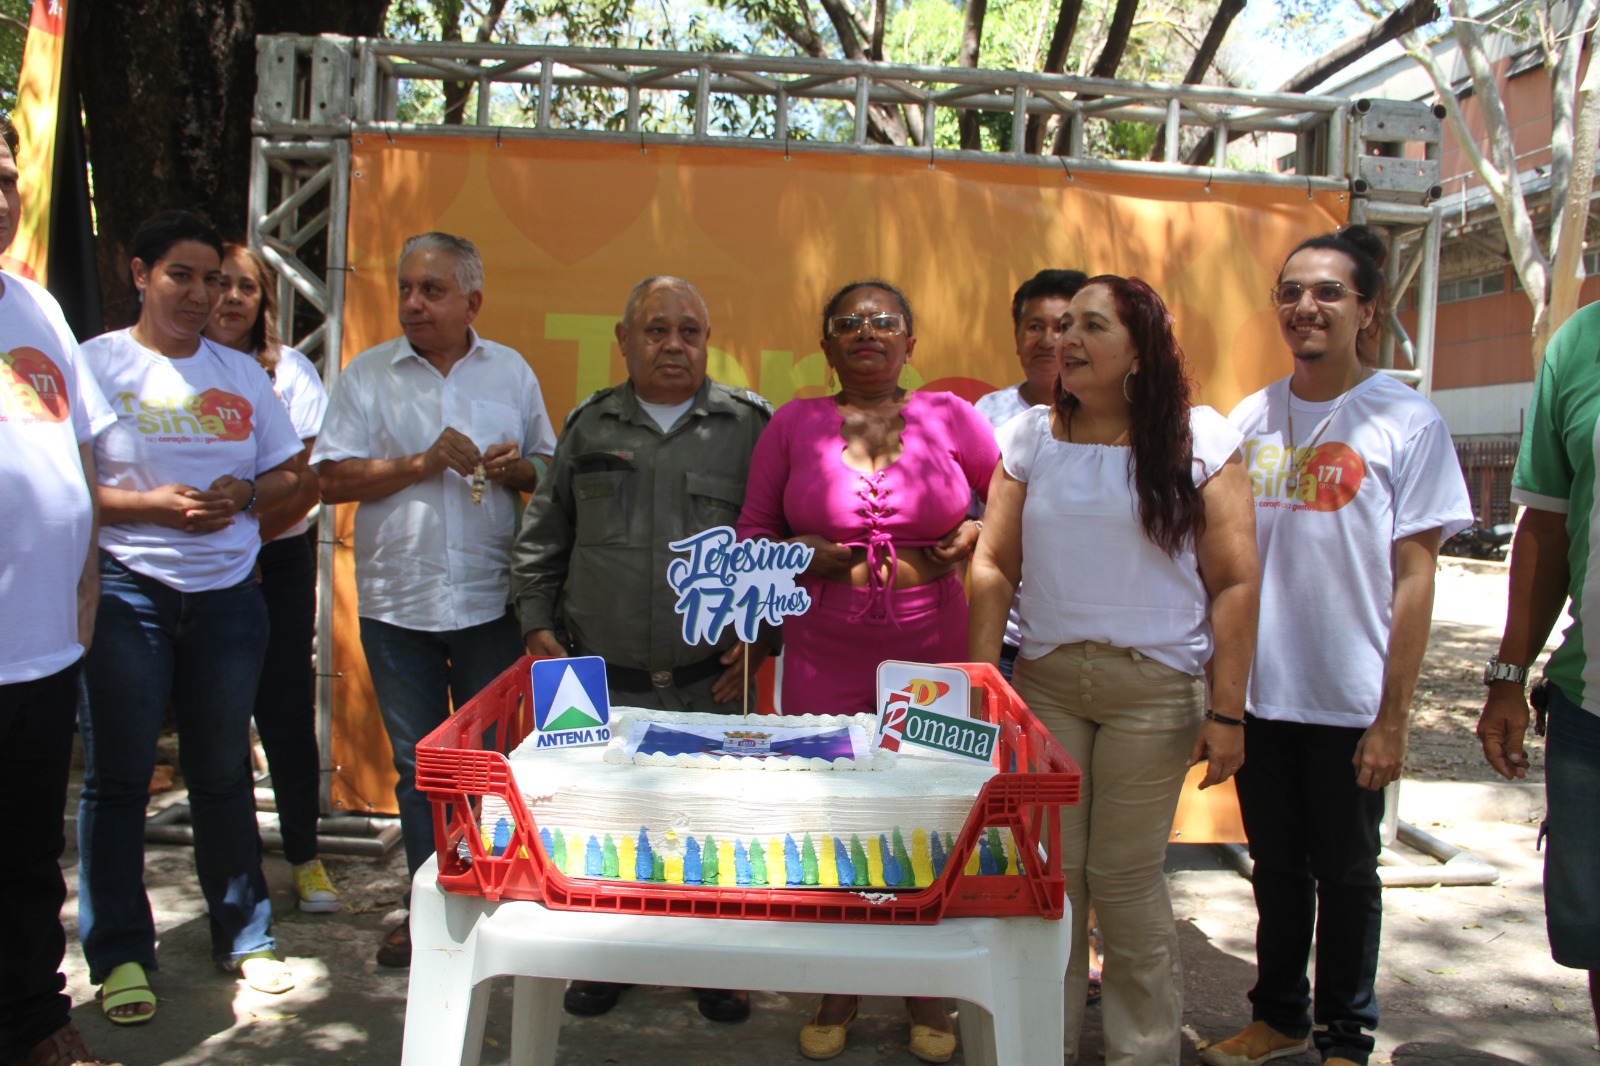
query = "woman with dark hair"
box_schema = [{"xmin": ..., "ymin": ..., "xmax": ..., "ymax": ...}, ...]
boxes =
[
  {"xmin": 738, "ymin": 279, "xmax": 996, "ymax": 1062},
  {"xmin": 78, "ymin": 211, "xmax": 306, "ymax": 1023},
  {"xmin": 204, "ymin": 243, "xmax": 337, "ymax": 914},
  {"xmin": 1203, "ymin": 228, "xmax": 1470, "ymax": 1066},
  {"xmin": 970, "ymin": 274, "xmax": 1259, "ymax": 1065}
]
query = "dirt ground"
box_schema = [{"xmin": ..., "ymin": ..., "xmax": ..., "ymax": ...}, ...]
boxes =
[{"xmin": 1409, "ymin": 558, "xmax": 1548, "ymax": 784}]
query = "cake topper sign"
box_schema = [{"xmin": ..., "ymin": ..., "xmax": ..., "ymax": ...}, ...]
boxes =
[{"xmin": 667, "ymin": 526, "xmax": 814, "ymax": 646}]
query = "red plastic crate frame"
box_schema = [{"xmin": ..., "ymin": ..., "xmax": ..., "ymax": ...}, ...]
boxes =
[{"xmin": 416, "ymin": 657, "xmax": 1080, "ymax": 924}]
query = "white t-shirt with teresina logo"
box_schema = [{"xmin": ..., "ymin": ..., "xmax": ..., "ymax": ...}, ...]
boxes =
[
  {"xmin": 0, "ymin": 271, "xmax": 116, "ymax": 684},
  {"xmin": 1230, "ymin": 372, "xmax": 1472, "ymax": 728},
  {"xmin": 83, "ymin": 329, "xmax": 303, "ymax": 591}
]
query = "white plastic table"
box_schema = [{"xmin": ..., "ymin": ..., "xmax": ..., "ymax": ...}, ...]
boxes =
[{"xmin": 401, "ymin": 857, "xmax": 1070, "ymax": 1066}]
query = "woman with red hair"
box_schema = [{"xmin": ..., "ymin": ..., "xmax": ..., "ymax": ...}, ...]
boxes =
[{"xmin": 970, "ymin": 274, "xmax": 1259, "ymax": 1065}]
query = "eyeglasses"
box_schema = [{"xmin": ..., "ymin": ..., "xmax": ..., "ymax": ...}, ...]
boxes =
[
  {"xmin": 1271, "ymin": 281, "xmax": 1362, "ymax": 306},
  {"xmin": 826, "ymin": 313, "xmax": 906, "ymax": 336}
]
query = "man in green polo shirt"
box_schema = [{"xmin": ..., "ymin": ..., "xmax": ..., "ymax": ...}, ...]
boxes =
[{"xmin": 1480, "ymin": 299, "xmax": 1600, "ymax": 1050}]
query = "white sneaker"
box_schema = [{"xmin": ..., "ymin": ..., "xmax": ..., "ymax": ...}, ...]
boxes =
[{"xmin": 291, "ymin": 859, "xmax": 340, "ymax": 914}]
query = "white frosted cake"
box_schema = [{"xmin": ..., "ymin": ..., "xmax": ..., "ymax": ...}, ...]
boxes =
[{"xmin": 499, "ymin": 708, "xmax": 1019, "ymax": 889}]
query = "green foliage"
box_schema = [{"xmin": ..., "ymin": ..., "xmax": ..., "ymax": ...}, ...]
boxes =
[{"xmin": 0, "ymin": 0, "xmax": 31, "ymax": 116}]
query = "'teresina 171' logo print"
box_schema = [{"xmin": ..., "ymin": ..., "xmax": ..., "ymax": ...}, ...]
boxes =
[
  {"xmin": 0, "ymin": 346, "xmax": 70, "ymax": 423},
  {"xmin": 111, "ymin": 387, "xmax": 255, "ymax": 442},
  {"xmin": 1245, "ymin": 437, "xmax": 1366, "ymax": 513}
]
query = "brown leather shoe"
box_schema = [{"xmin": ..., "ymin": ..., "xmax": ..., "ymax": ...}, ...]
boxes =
[
  {"xmin": 1199, "ymin": 1020, "xmax": 1310, "ymax": 1066},
  {"xmin": 375, "ymin": 917, "xmax": 411, "ymax": 968},
  {"xmin": 18, "ymin": 1023, "xmax": 122, "ymax": 1066}
]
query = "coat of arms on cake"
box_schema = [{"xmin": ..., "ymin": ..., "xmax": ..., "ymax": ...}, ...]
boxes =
[{"xmin": 605, "ymin": 711, "xmax": 889, "ymax": 769}]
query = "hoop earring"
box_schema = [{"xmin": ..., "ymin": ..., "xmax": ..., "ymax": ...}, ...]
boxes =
[
  {"xmin": 825, "ymin": 362, "xmax": 836, "ymax": 393},
  {"xmin": 1123, "ymin": 370, "xmax": 1136, "ymax": 404}
]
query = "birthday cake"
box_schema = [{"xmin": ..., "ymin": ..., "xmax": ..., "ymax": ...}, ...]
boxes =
[{"xmin": 502, "ymin": 709, "xmax": 1022, "ymax": 888}]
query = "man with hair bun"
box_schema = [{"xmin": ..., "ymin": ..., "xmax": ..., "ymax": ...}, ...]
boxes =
[
  {"xmin": 1205, "ymin": 226, "xmax": 1471, "ymax": 1066},
  {"xmin": 313, "ymin": 231, "xmax": 557, "ymax": 968}
]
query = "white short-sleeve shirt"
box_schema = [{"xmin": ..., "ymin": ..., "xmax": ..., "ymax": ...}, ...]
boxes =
[
  {"xmin": 1230, "ymin": 372, "xmax": 1472, "ymax": 727},
  {"xmin": 84, "ymin": 330, "xmax": 303, "ymax": 591},
  {"xmin": 0, "ymin": 272, "xmax": 116, "ymax": 683},
  {"xmin": 1001, "ymin": 404, "xmax": 1241, "ymax": 675},
  {"xmin": 311, "ymin": 330, "xmax": 559, "ymax": 631}
]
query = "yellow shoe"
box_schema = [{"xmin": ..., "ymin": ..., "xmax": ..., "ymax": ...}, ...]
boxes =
[
  {"xmin": 906, "ymin": 1002, "xmax": 958, "ymax": 1064},
  {"xmin": 291, "ymin": 859, "xmax": 340, "ymax": 914},
  {"xmin": 1199, "ymin": 1020, "xmax": 1310, "ymax": 1066},
  {"xmin": 798, "ymin": 997, "xmax": 858, "ymax": 1060}
]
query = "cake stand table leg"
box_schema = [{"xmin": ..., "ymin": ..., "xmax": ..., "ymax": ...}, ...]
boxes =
[
  {"xmin": 956, "ymin": 1002, "xmax": 1001, "ymax": 1066},
  {"xmin": 986, "ymin": 915, "xmax": 1070, "ymax": 1066},
  {"xmin": 403, "ymin": 860, "xmax": 489, "ymax": 1066},
  {"xmin": 508, "ymin": 975, "xmax": 563, "ymax": 1066}
]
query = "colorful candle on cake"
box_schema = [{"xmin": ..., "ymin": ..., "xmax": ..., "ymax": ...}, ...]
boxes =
[
  {"xmin": 551, "ymin": 828, "xmax": 568, "ymax": 872},
  {"xmin": 866, "ymin": 835, "xmax": 886, "ymax": 887},
  {"xmin": 635, "ymin": 829, "xmax": 654, "ymax": 880},
  {"xmin": 849, "ymin": 835, "xmax": 869, "ymax": 887},
  {"xmin": 766, "ymin": 837, "xmax": 785, "ymax": 884},
  {"xmin": 911, "ymin": 829, "xmax": 933, "ymax": 886},
  {"xmin": 819, "ymin": 834, "xmax": 840, "ymax": 887},
  {"xmin": 800, "ymin": 834, "xmax": 819, "ymax": 886},
  {"xmin": 783, "ymin": 835, "xmax": 802, "ymax": 886},
  {"xmin": 930, "ymin": 831, "xmax": 947, "ymax": 878},
  {"xmin": 602, "ymin": 834, "xmax": 619, "ymax": 878},
  {"xmin": 663, "ymin": 830, "xmax": 685, "ymax": 884},
  {"xmin": 749, "ymin": 839, "xmax": 768, "ymax": 886},
  {"xmin": 703, "ymin": 836, "xmax": 721, "ymax": 886},
  {"xmin": 684, "ymin": 836, "xmax": 703, "ymax": 884},
  {"xmin": 584, "ymin": 835, "xmax": 603, "ymax": 876},
  {"xmin": 890, "ymin": 828, "xmax": 912, "ymax": 886},
  {"xmin": 734, "ymin": 839, "xmax": 751, "ymax": 886},
  {"xmin": 618, "ymin": 834, "xmax": 637, "ymax": 881},
  {"xmin": 833, "ymin": 837, "xmax": 854, "ymax": 887},
  {"xmin": 986, "ymin": 828, "xmax": 1008, "ymax": 874}
]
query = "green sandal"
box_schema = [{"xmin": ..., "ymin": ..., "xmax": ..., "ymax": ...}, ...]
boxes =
[
  {"xmin": 100, "ymin": 961, "xmax": 156, "ymax": 1025},
  {"xmin": 222, "ymin": 950, "xmax": 296, "ymax": 995}
]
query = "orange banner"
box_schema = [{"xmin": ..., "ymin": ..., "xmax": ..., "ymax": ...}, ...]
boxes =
[
  {"xmin": 329, "ymin": 134, "xmax": 1346, "ymax": 816},
  {"xmin": 6, "ymin": 0, "xmax": 68, "ymax": 282}
]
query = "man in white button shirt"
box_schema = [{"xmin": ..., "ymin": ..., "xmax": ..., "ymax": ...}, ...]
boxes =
[{"xmin": 313, "ymin": 232, "xmax": 556, "ymax": 968}]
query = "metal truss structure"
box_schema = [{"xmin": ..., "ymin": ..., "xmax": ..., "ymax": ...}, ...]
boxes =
[{"xmin": 248, "ymin": 35, "xmax": 1447, "ymax": 816}]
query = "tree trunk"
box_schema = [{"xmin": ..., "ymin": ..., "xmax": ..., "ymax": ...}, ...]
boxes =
[
  {"xmin": 1027, "ymin": 0, "xmax": 1084, "ymax": 152},
  {"xmin": 956, "ymin": 0, "xmax": 989, "ymax": 150},
  {"xmin": 74, "ymin": 0, "xmax": 389, "ymax": 331},
  {"xmin": 1145, "ymin": 0, "xmax": 1245, "ymax": 161}
]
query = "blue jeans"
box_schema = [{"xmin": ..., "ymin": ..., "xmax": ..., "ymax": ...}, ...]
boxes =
[
  {"xmin": 78, "ymin": 554, "xmax": 275, "ymax": 981},
  {"xmin": 0, "ymin": 662, "xmax": 80, "ymax": 1061},
  {"xmin": 358, "ymin": 611, "xmax": 521, "ymax": 885},
  {"xmin": 1544, "ymin": 684, "xmax": 1600, "ymax": 970},
  {"xmin": 1235, "ymin": 714, "xmax": 1385, "ymax": 1066},
  {"xmin": 254, "ymin": 534, "xmax": 321, "ymax": 864}
]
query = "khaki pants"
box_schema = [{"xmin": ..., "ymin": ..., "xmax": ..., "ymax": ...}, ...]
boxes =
[{"xmin": 1014, "ymin": 641, "xmax": 1204, "ymax": 1066}]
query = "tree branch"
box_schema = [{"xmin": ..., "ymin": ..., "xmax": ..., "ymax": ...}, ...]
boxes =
[
  {"xmin": 1029, "ymin": 0, "xmax": 1084, "ymax": 152},
  {"xmin": 1183, "ymin": 0, "xmax": 1439, "ymax": 166},
  {"xmin": 1087, "ymin": 0, "xmax": 1139, "ymax": 79},
  {"xmin": 957, "ymin": 0, "xmax": 988, "ymax": 149}
]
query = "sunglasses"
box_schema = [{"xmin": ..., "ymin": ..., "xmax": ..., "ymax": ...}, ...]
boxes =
[
  {"xmin": 826, "ymin": 312, "xmax": 906, "ymax": 336},
  {"xmin": 1271, "ymin": 281, "xmax": 1362, "ymax": 306}
]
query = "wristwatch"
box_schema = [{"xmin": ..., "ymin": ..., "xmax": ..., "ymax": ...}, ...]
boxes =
[{"xmin": 1483, "ymin": 657, "xmax": 1529, "ymax": 686}]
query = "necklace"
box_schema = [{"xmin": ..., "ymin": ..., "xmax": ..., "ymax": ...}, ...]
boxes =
[{"xmin": 1283, "ymin": 371, "xmax": 1366, "ymax": 493}]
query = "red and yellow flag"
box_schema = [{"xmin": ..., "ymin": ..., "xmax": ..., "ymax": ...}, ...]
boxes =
[{"xmin": 7, "ymin": 0, "xmax": 69, "ymax": 282}]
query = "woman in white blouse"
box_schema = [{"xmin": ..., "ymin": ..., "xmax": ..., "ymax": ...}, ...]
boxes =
[{"xmin": 969, "ymin": 274, "xmax": 1259, "ymax": 1066}]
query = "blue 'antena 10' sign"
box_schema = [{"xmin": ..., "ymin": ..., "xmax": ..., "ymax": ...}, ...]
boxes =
[{"xmin": 666, "ymin": 526, "xmax": 814, "ymax": 646}]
